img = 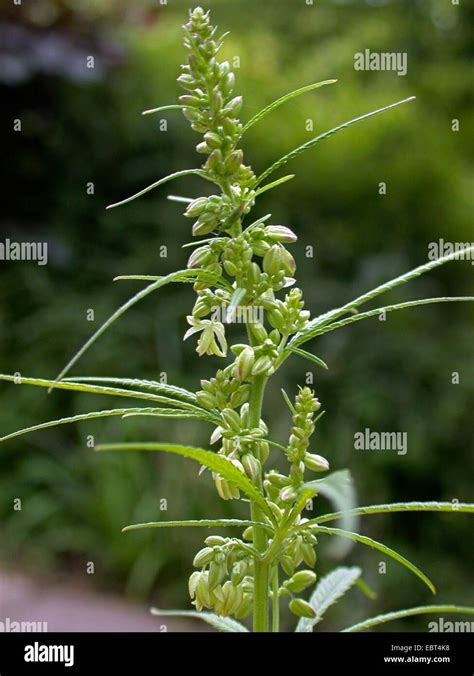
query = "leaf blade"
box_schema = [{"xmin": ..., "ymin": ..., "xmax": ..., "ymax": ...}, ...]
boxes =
[
  {"xmin": 123, "ymin": 518, "xmax": 266, "ymax": 533},
  {"xmin": 296, "ymin": 566, "xmax": 361, "ymax": 632},
  {"xmin": 311, "ymin": 525, "xmax": 435, "ymax": 594},
  {"xmin": 150, "ymin": 608, "xmax": 249, "ymax": 632},
  {"xmin": 342, "ymin": 605, "xmax": 474, "ymax": 633},
  {"xmin": 96, "ymin": 442, "xmax": 275, "ymax": 522},
  {"xmin": 257, "ymin": 96, "xmax": 415, "ymax": 185}
]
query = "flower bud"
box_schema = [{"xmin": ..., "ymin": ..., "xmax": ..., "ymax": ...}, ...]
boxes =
[
  {"xmin": 224, "ymin": 95, "xmax": 243, "ymax": 116},
  {"xmin": 251, "ymin": 355, "xmax": 273, "ymax": 376},
  {"xmin": 233, "ymin": 346, "xmax": 255, "ymax": 381},
  {"xmin": 205, "ymin": 535, "xmax": 227, "ymax": 547},
  {"xmin": 192, "ymin": 217, "xmax": 218, "ymax": 237},
  {"xmin": 265, "ymin": 225, "xmax": 298, "ymax": 243},
  {"xmin": 188, "ymin": 571, "xmax": 201, "ymax": 599},
  {"xmin": 301, "ymin": 543, "xmax": 317, "ymax": 568},
  {"xmin": 289, "ymin": 598, "xmax": 316, "ymax": 619},
  {"xmin": 204, "ymin": 131, "xmax": 222, "ymax": 149},
  {"xmin": 256, "ymin": 440, "xmax": 269, "ymax": 464},
  {"xmin": 304, "ymin": 453, "xmax": 330, "ymax": 473},
  {"xmin": 279, "ymin": 485, "xmax": 297, "ymax": 503},
  {"xmin": 263, "ymin": 245, "xmax": 284, "ymax": 277},
  {"xmin": 286, "ymin": 570, "xmax": 317, "ymax": 593},
  {"xmin": 187, "ymin": 245, "xmax": 212, "ymax": 269},
  {"xmin": 279, "ymin": 247, "xmax": 296, "ymax": 275},
  {"xmin": 193, "ymin": 547, "xmax": 215, "ymax": 568},
  {"xmin": 241, "ymin": 453, "xmax": 261, "ymax": 483},
  {"xmin": 224, "ymin": 149, "xmax": 243, "ymax": 176},
  {"xmin": 221, "ymin": 408, "xmax": 241, "ymax": 432},
  {"xmin": 185, "ymin": 197, "xmax": 208, "ymax": 218},
  {"xmin": 248, "ymin": 321, "xmax": 268, "ymax": 343},
  {"xmin": 208, "ymin": 561, "xmax": 226, "ymax": 591}
]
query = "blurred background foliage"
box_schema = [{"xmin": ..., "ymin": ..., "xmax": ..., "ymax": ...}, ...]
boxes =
[{"xmin": 0, "ymin": 0, "xmax": 473, "ymax": 630}]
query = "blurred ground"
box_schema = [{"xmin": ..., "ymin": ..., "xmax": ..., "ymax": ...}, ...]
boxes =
[{"xmin": 0, "ymin": 569, "xmax": 199, "ymax": 632}]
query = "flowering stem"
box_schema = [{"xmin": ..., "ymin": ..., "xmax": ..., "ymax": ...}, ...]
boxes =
[
  {"xmin": 248, "ymin": 374, "xmax": 269, "ymax": 632},
  {"xmin": 272, "ymin": 566, "xmax": 280, "ymax": 633}
]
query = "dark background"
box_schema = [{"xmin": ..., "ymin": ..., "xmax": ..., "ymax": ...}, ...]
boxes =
[{"xmin": 1, "ymin": 0, "xmax": 473, "ymax": 631}]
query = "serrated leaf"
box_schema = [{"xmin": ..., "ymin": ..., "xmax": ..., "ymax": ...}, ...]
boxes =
[
  {"xmin": 51, "ymin": 268, "xmax": 210, "ymax": 386},
  {"xmin": 95, "ymin": 442, "xmax": 275, "ymax": 522},
  {"xmin": 311, "ymin": 525, "xmax": 435, "ymax": 594},
  {"xmin": 106, "ymin": 168, "xmax": 214, "ymax": 209},
  {"xmin": 303, "ymin": 470, "xmax": 357, "ymax": 557},
  {"xmin": 289, "ymin": 245, "xmax": 474, "ymax": 349},
  {"xmin": 257, "ymin": 96, "xmax": 415, "ymax": 185},
  {"xmin": 150, "ymin": 608, "xmax": 248, "ymax": 632},
  {"xmin": 0, "ymin": 408, "xmax": 208, "ymax": 444},
  {"xmin": 241, "ymin": 79, "xmax": 337, "ymax": 135},
  {"xmin": 296, "ymin": 566, "xmax": 361, "ymax": 632},
  {"xmin": 304, "ymin": 501, "xmax": 474, "ymax": 526},
  {"xmin": 294, "ymin": 297, "xmax": 474, "ymax": 345},
  {"xmin": 123, "ymin": 518, "xmax": 266, "ymax": 533},
  {"xmin": 62, "ymin": 376, "xmax": 199, "ymax": 405},
  {"xmin": 342, "ymin": 605, "xmax": 474, "ymax": 633},
  {"xmin": 286, "ymin": 346, "xmax": 328, "ymax": 369},
  {"xmin": 0, "ymin": 375, "xmax": 216, "ymax": 420}
]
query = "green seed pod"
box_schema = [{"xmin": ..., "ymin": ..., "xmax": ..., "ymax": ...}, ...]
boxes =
[
  {"xmin": 286, "ymin": 570, "xmax": 317, "ymax": 593},
  {"xmin": 304, "ymin": 453, "xmax": 330, "ymax": 473},
  {"xmin": 193, "ymin": 546, "xmax": 215, "ymax": 568},
  {"xmin": 241, "ymin": 453, "xmax": 261, "ymax": 483},
  {"xmin": 301, "ymin": 542, "xmax": 317, "ymax": 568},
  {"xmin": 233, "ymin": 346, "xmax": 255, "ymax": 381},
  {"xmin": 289, "ymin": 598, "xmax": 316, "ymax": 619},
  {"xmin": 185, "ymin": 197, "xmax": 209, "ymax": 219}
]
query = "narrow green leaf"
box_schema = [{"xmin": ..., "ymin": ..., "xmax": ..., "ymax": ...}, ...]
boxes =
[
  {"xmin": 96, "ymin": 442, "xmax": 275, "ymax": 522},
  {"xmin": 0, "ymin": 375, "xmax": 216, "ymax": 420},
  {"xmin": 290, "ymin": 245, "xmax": 474, "ymax": 349},
  {"xmin": 51, "ymin": 269, "xmax": 203, "ymax": 386},
  {"xmin": 150, "ymin": 608, "xmax": 249, "ymax": 632},
  {"xmin": 142, "ymin": 104, "xmax": 186, "ymax": 116},
  {"xmin": 106, "ymin": 169, "xmax": 213, "ymax": 210},
  {"xmin": 297, "ymin": 297, "xmax": 474, "ymax": 344},
  {"xmin": 311, "ymin": 525, "xmax": 435, "ymax": 594},
  {"xmin": 123, "ymin": 518, "xmax": 265, "ymax": 533},
  {"xmin": 280, "ymin": 387, "xmax": 296, "ymax": 414},
  {"xmin": 0, "ymin": 408, "xmax": 203, "ymax": 444},
  {"xmin": 286, "ymin": 346, "xmax": 328, "ymax": 369},
  {"xmin": 303, "ymin": 470, "xmax": 358, "ymax": 556},
  {"xmin": 241, "ymin": 79, "xmax": 337, "ymax": 135},
  {"xmin": 343, "ymin": 605, "xmax": 474, "ymax": 633},
  {"xmin": 304, "ymin": 501, "xmax": 474, "ymax": 526},
  {"xmin": 62, "ymin": 376, "xmax": 199, "ymax": 405},
  {"xmin": 254, "ymin": 174, "xmax": 295, "ymax": 198},
  {"xmin": 257, "ymin": 96, "xmax": 415, "ymax": 185},
  {"xmin": 296, "ymin": 566, "xmax": 361, "ymax": 632}
]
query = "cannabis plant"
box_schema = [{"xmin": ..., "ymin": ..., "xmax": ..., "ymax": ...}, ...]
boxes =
[{"xmin": 2, "ymin": 7, "xmax": 474, "ymax": 633}]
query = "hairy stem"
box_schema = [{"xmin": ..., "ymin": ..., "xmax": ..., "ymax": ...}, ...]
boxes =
[{"xmin": 248, "ymin": 374, "xmax": 269, "ymax": 632}]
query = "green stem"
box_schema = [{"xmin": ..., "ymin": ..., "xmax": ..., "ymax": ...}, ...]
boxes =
[
  {"xmin": 272, "ymin": 566, "xmax": 280, "ymax": 633},
  {"xmin": 248, "ymin": 374, "xmax": 270, "ymax": 632}
]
